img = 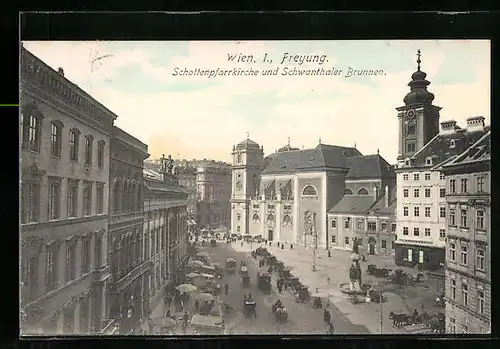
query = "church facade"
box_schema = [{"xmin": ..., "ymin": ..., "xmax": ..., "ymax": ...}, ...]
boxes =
[{"xmin": 230, "ymin": 137, "xmax": 396, "ymax": 250}]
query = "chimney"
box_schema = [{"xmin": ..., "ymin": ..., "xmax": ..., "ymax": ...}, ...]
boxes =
[
  {"xmin": 440, "ymin": 120, "xmax": 458, "ymax": 134},
  {"xmin": 466, "ymin": 116, "xmax": 485, "ymax": 132},
  {"xmin": 385, "ymin": 185, "xmax": 389, "ymax": 208},
  {"xmin": 57, "ymin": 67, "xmax": 64, "ymax": 76}
]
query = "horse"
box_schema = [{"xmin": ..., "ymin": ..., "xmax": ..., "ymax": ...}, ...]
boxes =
[
  {"xmin": 274, "ymin": 306, "xmax": 288, "ymax": 323},
  {"xmin": 389, "ymin": 312, "xmax": 411, "ymax": 328}
]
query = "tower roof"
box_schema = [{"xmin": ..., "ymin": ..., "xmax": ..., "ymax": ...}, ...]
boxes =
[
  {"xmin": 403, "ymin": 49, "xmax": 435, "ymax": 105},
  {"xmin": 235, "ymin": 133, "xmax": 260, "ymax": 150},
  {"xmin": 278, "ymin": 137, "xmax": 299, "ymax": 152}
]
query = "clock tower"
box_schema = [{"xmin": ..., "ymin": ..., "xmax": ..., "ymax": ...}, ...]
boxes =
[
  {"xmin": 230, "ymin": 134, "xmax": 264, "ymax": 235},
  {"xmin": 396, "ymin": 50, "xmax": 441, "ymax": 164}
]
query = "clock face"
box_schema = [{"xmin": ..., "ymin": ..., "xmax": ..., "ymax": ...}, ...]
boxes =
[
  {"xmin": 406, "ymin": 109, "xmax": 416, "ymax": 119},
  {"xmin": 236, "ymin": 181, "xmax": 243, "ymax": 190}
]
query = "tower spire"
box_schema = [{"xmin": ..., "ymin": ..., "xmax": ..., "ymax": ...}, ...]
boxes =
[
  {"xmin": 319, "ymin": 137, "xmax": 322, "ymax": 144},
  {"xmin": 417, "ymin": 49, "xmax": 421, "ymax": 71},
  {"xmin": 288, "ymin": 137, "xmax": 290, "ymax": 146},
  {"xmin": 246, "ymin": 132, "xmax": 249, "ymax": 139}
]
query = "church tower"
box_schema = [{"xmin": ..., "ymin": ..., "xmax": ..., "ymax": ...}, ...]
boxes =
[
  {"xmin": 396, "ymin": 50, "xmax": 441, "ymax": 164},
  {"xmin": 230, "ymin": 134, "xmax": 264, "ymax": 235}
]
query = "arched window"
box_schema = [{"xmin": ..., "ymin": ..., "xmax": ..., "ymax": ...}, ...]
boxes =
[
  {"xmin": 302, "ymin": 185, "xmax": 318, "ymax": 196},
  {"xmin": 357, "ymin": 188, "xmax": 369, "ymax": 195},
  {"xmin": 283, "ymin": 215, "xmax": 292, "ymax": 226},
  {"xmin": 21, "ymin": 106, "xmax": 43, "ymax": 152},
  {"xmin": 406, "ymin": 120, "xmax": 416, "ymax": 135},
  {"xmin": 237, "ymin": 154, "xmax": 242, "ymax": 163},
  {"xmin": 50, "ymin": 120, "xmax": 63, "ymax": 158},
  {"xmin": 267, "ymin": 214, "xmax": 275, "ymax": 222},
  {"xmin": 113, "ymin": 181, "xmax": 121, "ymax": 213},
  {"xmin": 344, "ymin": 188, "xmax": 353, "ymax": 195},
  {"xmin": 252, "ymin": 213, "xmax": 260, "ymax": 222},
  {"xmin": 130, "ymin": 183, "xmax": 136, "ymax": 212}
]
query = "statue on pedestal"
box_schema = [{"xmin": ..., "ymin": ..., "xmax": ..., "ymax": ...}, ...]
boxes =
[{"xmin": 349, "ymin": 238, "xmax": 362, "ymax": 292}]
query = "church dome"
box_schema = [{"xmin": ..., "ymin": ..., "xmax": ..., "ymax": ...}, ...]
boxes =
[
  {"xmin": 236, "ymin": 137, "xmax": 260, "ymax": 150},
  {"xmin": 403, "ymin": 50, "xmax": 435, "ymax": 105}
]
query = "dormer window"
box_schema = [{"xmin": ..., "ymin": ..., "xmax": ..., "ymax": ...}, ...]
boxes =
[
  {"xmin": 450, "ymin": 139, "xmax": 456, "ymax": 148},
  {"xmin": 425, "ymin": 157, "xmax": 433, "ymax": 166},
  {"xmin": 405, "ymin": 159, "xmax": 411, "ymax": 166}
]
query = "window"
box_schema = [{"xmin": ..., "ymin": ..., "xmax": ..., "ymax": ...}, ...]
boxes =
[
  {"xmin": 403, "ymin": 174, "xmax": 409, "ymax": 181},
  {"xmin": 344, "ymin": 217, "xmax": 351, "ymax": 229},
  {"xmin": 267, "ymin": 214, "xmax": 274, "ymax": 222},
  {"xmin": 381, "ymin": 240, "xmax": 387, "ymax": 248},
  {"xmin": 82, "ymin": 238, "xmax": 91, "ymax": 275},
  {"xmin": 425, "ymin": 158, "xmax": 432, "ymax": 165},
  {"xmin": 425, "ymin": 207, "xmax": 430, "ymax": 217},
  {"xmin": 69, "ymin": 129, "xmax": 80, "ymax": 161},
  {"xmin": 50, "ymin": 122, "xmax": 62, "ymax": 157},
  {"xmin": 95, "ymin": 234, "xmax": 102, "ymax": 269},
  {"xmin": 66, "ymin": 241, "xmax": 76, "ymax": 282},
  {"xmin": 403, "ymin": 206, "xmax": 409, "ymax": 216},
  {"xmin": 406, "ymin": 142, "xmax": 416, "ymax": 153},
  {"xmin": 460, "ymin": 245, "xmax": 468, "ymax": 265},
  {"xmin": 21, "ymin": 182, "xmax": 39, "ymax": 223},
  {"xmin": 391, "ymin": 241, "xmax": 395, "ymax": 249},
  {"xmin": 22, "ymin": 111, "xmax": 41, "ymax": 152},
  {"xmin": 414, "ymin": 189, "xmax": 419, "ymax": 197},
  {"xmin": 237, "ymin": 154, "xmax": 242, "ymax": 163},
  {"xmin": 302, "ymin": 185, "xmax": 317, "ymax": 196},
  {"xmin": 425, "ymin": 173, "xmax": 431, "ymax": 180},
  {"xmin": 413, "ymin": 227, "xmax": 419, "ymax": 236},
  {"xmin": 413, "ymin": 173, "xmax": 419, "ymax": 181},
  {"xmin": 48, "ymin": 179, "xmax": 60, "ymax": 220},
  {"xmin": 406, "ymin": 120, "xmax": 415, "ymax": 135},
  {"xmin": 84, "ymin": 136, "xmax": 93, "ymax": 165},
  {"xmin": 449, "ymin": 210, "xmax": 456, "ymax": 226},
  {"xmin": 476, "ymin": 249, "xmax": 485, "ymax": 271},
  {"xmin": 414, "ymin": 207, "xmax": 420, "ymax": 217},
  {"xmin": 83, "ymin": 181, "xmax": 92, "ymax": 216},
  {"xmin": 425, "ymin": 228, "xmax": 430, "ymax": 236},
  {"xmin": 357, "ymin": 221, "xmax": 364, "ymax": 230},
  {"xmin": 21, "ymin": 255, "xmax": 38, "ymax": 302},
  {"xmin": 367, "ymin": 222, "xmax": 376, "ymax": 230},
  {"xmin": 253, "ymin": 204, "xmax": 260, "ymax": 209},
  {"xmin": 449, "ymin": 179, "xmax": 456, "ymax": 193},
  {"xmin": 67, "ymin": 180, "xmax": 78, "ymax": 217},
  {"xmin": 357, "ymin": 238, "xmax": 363, "ymax": 246},
  {"xmin": 450, "ymin": 139, "xmax": 456, "ymax": 148},
  {"xmin": 344, "ymin": 237, "xmax": 350, "ymax": 245},
  {"xmin": 476, "ymin": 210, "xmax": 484, "ymax": 230},
  {"xmin": 331, "ymin": 220, "xmax": 336, "ymax": 228},
  {"xmin": 236, "ymin": 226, "xmax": 240, "ymax": 233},
  {"xmin": 440, "ymin": 188, "xmax": 446, "ymax": 198},
  {"xmin": 460, "ymin": 178, "xmax": 468, "ymax": 193},
  {"xmin": 344, "ymin": 188, "xmax": 353, "ymax": 195},
  {"xmin": 478, "ymin": 290, "xmax": 485, "ymax": 315},
  {"xmin": 357, "ymin": 188, "xmax": 369, "ymax": 195},
  {"xmin": 440, "ymin": 173, "xmax": 446, "ymax": 180},
  {"xmin": 477, "ymin": 176, "xmax": 485, "ymax": 193},
  {"xmin": 252, "ymin": 213, "xmax": 260, "ymax": 222},
  {"xmin": 403, "ymin": 189, "xmax": 409, "ymax": 197},
  {"xmin": 381, "ymin": 222, "xmax": 387, "ymax": 231},
  {"xmin": 331, "ymin": 235, "xmax": 336, "ymax": 243},
  {"xmin": 46, "ymin": 243, "xmax": 57, "ymax": 292},
  {"xmin": 96, "ymin": 183, "xmax": 104, "ymax": 214},
  {"xmin": 462, "ymin": 283, "xmax": 468, "ymax": 306},
  {"xmin": 403, "ymin": 227, "xmax": 409, "ymax": 236},
  {"xmin": 440, "ymin": 207, "xmax": 446, "ymax": 218},
  {"xmin": 391, "ymin": 223, "xmax": 396, "ymax": 232},
  {"xmin": 97, "ymin": 141, "xmax": 105, "ymax": 168},
  {"xmin": 425, "ymin": 188, "xmax": 431, "ymax": 197},
  {"xmin": 460, "ymin": 210, "xmax": 468, "ymax": 228},
  {"xmin": 439, "ymin": 229, "xmax": 446, "ymax": 239},
  {"xmin": 450, "ymin": 280, "xmax": 456, "ymax": 299},
  {"xmin": 450, "ymin": 243, "xmax": 456, "ymax": 261}
]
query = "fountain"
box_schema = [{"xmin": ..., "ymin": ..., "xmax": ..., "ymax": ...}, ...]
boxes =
[{"xmin": 340, "ymin": 238, "xmax": 370, "ymax": 295}]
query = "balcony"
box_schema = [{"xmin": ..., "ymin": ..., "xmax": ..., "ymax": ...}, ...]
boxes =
[{"xmin": 109, "ymin": 211, "xmax": 144, "ymax": 225}]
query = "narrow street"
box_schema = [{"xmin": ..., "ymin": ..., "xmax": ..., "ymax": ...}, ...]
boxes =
[{"xmin": 202, "ymin": 240, "xmax": 370, "ymax": 335}]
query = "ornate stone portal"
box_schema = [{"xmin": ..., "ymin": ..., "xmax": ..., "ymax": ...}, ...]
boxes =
[{"xmin": 349, "ymin": 238, "xmax": 362, "ymax": 292}]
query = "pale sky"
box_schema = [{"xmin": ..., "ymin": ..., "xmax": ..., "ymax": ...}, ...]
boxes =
[{"xmin": 22, "ymin": 40, "xmax": 490, "ymax": 164}]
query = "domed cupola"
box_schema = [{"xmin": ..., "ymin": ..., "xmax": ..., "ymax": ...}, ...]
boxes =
[
  {"xmin": 236, "ymin": 133, "xmax": 261, "ymax": 150},
  {"xmin": 278, "ymin": 137, "xmax": 299, "ymax": 152},
  {"xmin": 403, "ymin": 49, "xmax": 435, "ymax": 105}
]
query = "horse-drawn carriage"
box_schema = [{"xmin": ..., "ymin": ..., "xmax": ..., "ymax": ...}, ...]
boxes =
[
  {"xmin": 243, "ymin": 300, "xmax": 257, "ymax": 318},
  {"xmin": 389, "ymin": 269, "xmax": 424, "ymax": 286},
  {"xmin": 278, "ymin": 268, "xmax": 291, "ymax": 279},
  {"xmin": 257, "ymin": 271, "xmax": 272, "ymax": 293},
  {"xmin": 254, "ymin": 247, "xmax": 269, "ymax": 257},
  {"xmin": 190, "ymin": 314, "xmax": 225, "ymax": 335},
  {"xmin": 366, "ymin": 264, "xmax": 392, "ymax": 278},
  {"xmin": 271, "ymin": 300, "xmax": 288, "ymax": 323},
  {"xmin": 225, "ymin": 258, "xmax": 237, "ymax": 273},
  {"xmin": 240, "ymin": 264, "xmax": 248, "ymax": 275},
  {"xmin": 210, "ymin": 239, "xmax": 217, "ymax": 247},
  {"xmin": 241, "ymin": 274, "xmax": 250, "ymax": 287},
  {"xmin": 389, "ymin": 311, "xmax": 445, "ymax": 333}
]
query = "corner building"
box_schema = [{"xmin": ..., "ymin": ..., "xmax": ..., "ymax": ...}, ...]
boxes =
[
  {"xmin": 442, "ymin": 132, "xmax": 491, "ymax": 334},
  {"xmin": 20, "ymin": 47, "xmax": 114, "ymax": 334}
]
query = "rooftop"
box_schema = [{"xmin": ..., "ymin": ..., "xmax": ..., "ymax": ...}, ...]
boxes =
[
  {"xmin": 443, "ymin": 131, "xmax": 491, "ymax": 168},
  {"xmin": 328, "ymin": 195, "xmax": 376, "ymax": 214},
  {"xmin": 346, "ymin": 154, "xmax": 395, "ymax": 180}
]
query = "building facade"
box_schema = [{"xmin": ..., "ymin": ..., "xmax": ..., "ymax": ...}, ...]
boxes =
[
  {"xmin": 143, "ymin": 158, "xmax": 190, "ymax": 316},
  {"xmin": 196, "ymin": 163, "xmax": 231, "ymax": 230},
  {"xmin": 106, "ymin": 127, "xmax": 149, "ymax": 334},
  {"xmin": 394, "ymin": 54, "xmax": 490, "ymax": 270},
  {"xmin": 442, "ymin": 131, "xmax": 491, "ymax": 334},
  {"xmin": 176, "ymin": 165, "xmax": 197, "ymax": 219},
  {"xmin": 20, "ymin": 47, "xmax": 114, "ymax": 334}
]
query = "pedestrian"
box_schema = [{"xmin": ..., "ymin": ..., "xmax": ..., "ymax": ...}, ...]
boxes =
[
  {"xmin": 278, "ymin": 285, "xmax": 282, "ymax": 294},
  {"xmin": 224, "ymin": 283, "xmax": 229, "ymax": 296},
  {"xmin": 281, "ymin": 244, "xmax": 284, "ymax": 250},
  {"xmin": 328, "ymin": 250, "xmax": 331, "ymax": 258},
  {"xmin": 290, "ymin": 244, "xmax": 293, "ymax": 249},
  {"xmin": 284, "ymin": 281, "xmax": 288, "ymax": 291},
  {"xmin": 324, "ymin": 309, "xmax": 331, "ymax": 325},
  {"xmin": 165, "ymin": 308, "xmax": 171, "ymax": 318},
  {"xmin": 195, "ymin": 299, "xmax": 200, "ymax": 313},
  {"xmin": 182, "ymin": 311, "xmax": 190, "ymax": 334},
  {"xmin": 327, "ymin": 276, "xmax": 331, "ymax": 285},
  {"xmin": 328, "ymin": 322, "xmax": 334, "ymax": 334}
]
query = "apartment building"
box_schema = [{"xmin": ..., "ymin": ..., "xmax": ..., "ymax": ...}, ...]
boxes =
[
  {"xmin": 442, "ymin": 131, "xmax": 491, "ymax": 334},
  {"xmin": 20, "ymin": 47, "xmax": 114, "ymax": 334}
]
